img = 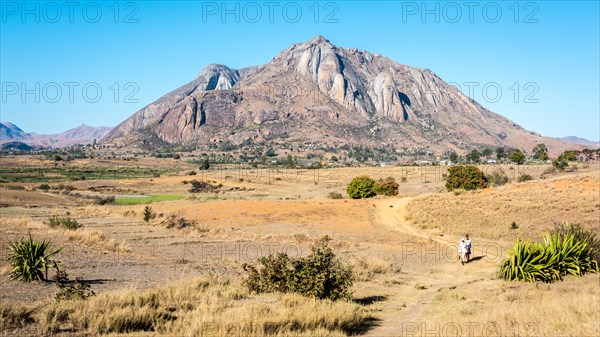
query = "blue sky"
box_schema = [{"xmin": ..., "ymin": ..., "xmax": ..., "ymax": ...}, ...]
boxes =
[{"xmin": 1, "ymin": 1, "xmax": 599, "ymax": 141}]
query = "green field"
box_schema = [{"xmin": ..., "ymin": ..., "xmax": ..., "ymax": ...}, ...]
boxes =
[{"xmin": 113, "ymin": 194, "xmax": 189, "ymax": 205}]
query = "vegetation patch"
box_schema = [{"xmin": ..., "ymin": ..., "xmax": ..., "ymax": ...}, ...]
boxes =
[
  {"xmin": 346, "ymin": 176, "xmax": 376, "ymax": 199},
  {"xmin": 8, "ymin": 234, "xmax": 61, "ymax": 282},
  {"xmin": 243, "ymin": 240, "xmax": 353, "ymax": 301},
  {"xmin": 114, "ymin": 194, "xmax": 188, "ymax": 205},
  {"xmin": 47, "ymin": 216, "xmax": 81, "ymax": 230},
  {"xmin": 445, "ymin": 165, "xmax": 488, "ymax": 191},
  {"xmin": 498, "ymin": 223, "xmax": 599, "ymax": 282}
]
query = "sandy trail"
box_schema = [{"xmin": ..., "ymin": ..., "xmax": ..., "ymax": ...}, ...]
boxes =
[{"xmin": 365, "ymin": 197, "xmax": 503, "ymax": 337}]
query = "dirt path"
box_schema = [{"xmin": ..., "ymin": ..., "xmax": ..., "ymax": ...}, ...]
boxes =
[{"xmin": 365, "ymin": 197, "xmax": 502, "ymax": 337}]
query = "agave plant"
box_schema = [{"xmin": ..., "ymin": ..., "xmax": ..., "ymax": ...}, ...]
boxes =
[
  {"xmin": 499, "ymin": 230, "xmax": 599, "ymax": 283},
  {"xmin": 498, "ymin": 239, "xmax": 556, "ymax": 282},
  {"xmin": 8, "ymin": 233, "xmax": 62, "ymax": 282}
]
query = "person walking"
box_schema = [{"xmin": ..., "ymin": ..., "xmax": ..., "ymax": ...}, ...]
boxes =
[
  {"xmin": 464, "ymin": 234, "xmax": 472, "ymax": 262},
  {"xmin": 458, "ymin": 238, "xmax": 468, "ymax": 265}
]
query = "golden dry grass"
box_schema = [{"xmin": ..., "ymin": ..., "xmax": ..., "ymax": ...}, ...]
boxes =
[
  {"xmin": 422, "ymin": 274, "xmax": 600, "ymax": 337},
  {"xmin": 405, "ymin": 172, "xmax": 600, "ymax": 240},
  {"xmin": 30, "ymin": 277, "xmax": 371, "ymax": 336}
]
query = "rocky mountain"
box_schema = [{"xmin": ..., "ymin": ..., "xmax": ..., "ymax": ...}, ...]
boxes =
[
  {"xmin": 0, "ymin": 123, "xmax": 111, "ymax": 148},
  {"xmin": 103, "ymin": 35, "xmax": 581, "ymax": 156}
]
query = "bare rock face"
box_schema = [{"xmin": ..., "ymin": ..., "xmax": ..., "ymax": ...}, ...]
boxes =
[{"xmin": 102, "ymin": 35, "xmax": 578, "ymax": 155}]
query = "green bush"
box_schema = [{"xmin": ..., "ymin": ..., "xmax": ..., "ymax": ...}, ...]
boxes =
[
  {"xmin": 445, "ymin": 165, "xmax": 488, "ymax": 191},
  {"xmin": 552, "ymin": 157, "xmax": 569, "ymax": 171},
  {"xmin": 47, "ymin": 216, "xmax": 81, "ymax": 230},
  {"xmin": 243, "ymin": 240, "xmax": 353, "ymax": 300},
  {"xmin": 498, "ymin": 225, "xmax": 599, "ymax": 283},
  {"xmin": 38, "ymin": 184, "xmax": 50, "ymax": 191},
  {"xmin": 346, "ymin": 176, "xmax": 376, "ymax": 199},
  {"xmin": 187, "ymin": 171, "xmax": 197, "ymax": 176},
  {"xmin": 374, "ymin": 178, "xmax": 399, "ymax": 196},
  {"xmin": 8, "ymin": 234, "xmax": 62, "ymax": 282}
]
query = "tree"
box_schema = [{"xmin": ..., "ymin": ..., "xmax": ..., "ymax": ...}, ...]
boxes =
[
  {"xmin": 284, "ymin": 154, "xmax": 295, "ymax": 168},
  {"xmin": 532, "ymin": 144, "xmax": 549, "ymax": 161},
  {"xmin": 445, "ymin": 165, "xmax": 488, "ymax": 191},
  {"xmin": 496, "ymin": 147, "xmax": 506, "ymax": 160},
  {"xmin": 346, "ymin": 176, "xmax": 377, "ymax": 199},
  {"xmin": 482, "ymin": 148, "xmax": 493, "ymax": 158},
  {"xmin": 509, "ymin": 149, "xmax": 526, "ymax": 165},
  {"xmin": 449, "ymin": 151, "xmax": 458, "ymax": 162},
  {"xmin": 466, "ymin": 150, "xmax": 481, "ymax": 163},
  {"xmin": 200, "ymin": 158, "xmax": 210, "ymax": 170},
  {"xmin": 561, "ymin": 150, "xmax": 578, "ymax": 161}
]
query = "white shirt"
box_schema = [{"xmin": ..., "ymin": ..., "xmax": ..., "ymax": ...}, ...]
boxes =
[{"xmin": 459, "ymin": 240, "xmax": 468, "ymax": 253}]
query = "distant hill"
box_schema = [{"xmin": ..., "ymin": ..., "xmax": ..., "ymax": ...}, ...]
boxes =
[
  {"xmin": 557, "ymin": 136, "xmax": 599, "ymax": 147},
  {"xmin": 0, "ymin": 122, "xmax": 32, "ymax": 141},
  {"xmin": 0, "ymin": 123, "xmax": 112, "ymax": 148},
  {"xmin": 0, "ymin": 141, "xmax": 35, "ymax": 151}
]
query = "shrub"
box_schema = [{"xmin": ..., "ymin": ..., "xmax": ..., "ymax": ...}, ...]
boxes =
[
  {"xmin": 498, "ymin": 226, "xmax": 599, "ymax": 283},
  {"xmin": 518, "ymin": 174, "xmax": 533, "ymax": 182},
  {"xmin": 486, "ymin": 168, "xmax": 509, "ymax": 187},
  {"xmin": 8, "ymin": 234, "xmax": 61, "ymax": 282},
  {"xmin": 327, "ymin": 192, "xmax": 343, "ymax": 199},
  {"xmin": 47, "ymin": 216, "xmax": 81, "ymax": 230},
  {"xmin": 188, "ymin": 171, "xmax": 197, "ymax": 176},
  {"xmin": 374, "ymin": 178, "xmax": 399, "ymax": 196},
  {"xmin": 445, "ymin": 165, "xmax": 488, "ymax": 191},
  {"xmin": 54, "ymin": 271, "xmax": 95, "ymax": 301},
  {"xmin": 346, "ymin": 176, "xmax": 376, "ymax": 199},
  {"xmin": 510, "ymin": 221, "xmax": 519, "ymax": 230},
  {"xmin": 94, "ymin": 196, "xmax": 115, "ymax": 205},
  {"xmin": 162, "ymin": 214, "xmax": 195, "ymax": 229},
  {"xmin": 38, "ymin": 184, "xmax": 50, "ymax": 191},
  {"xmin": 143, "ymin": 206, "xmax": 155, "ymax": 223},
  {"xmin": 243, "ymin": 240, "xmax": 353, "ymax": 300},
  {"xmin": 188, "ymin": 180, "xmax": 222, "ymax": 193},
  {"xmin": 6, "ymin": 185, "xmax": 25, "ymax": 190},
  {"xmin": 552, "ymin": 157, "xmax": 569, "ymax": 171}
]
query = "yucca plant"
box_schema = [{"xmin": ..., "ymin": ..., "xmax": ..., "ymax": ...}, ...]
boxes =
[{"xmin": 8, "ymin": 234, "xmax": 62, "ymax": 282}]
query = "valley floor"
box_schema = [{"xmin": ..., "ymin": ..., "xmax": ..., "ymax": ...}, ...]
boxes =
[{"xmin": 0, "ymin": 162, "xmax": 598, "ymax": 336}]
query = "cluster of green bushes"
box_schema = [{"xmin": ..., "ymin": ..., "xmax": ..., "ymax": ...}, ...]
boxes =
[
  {"xmin": 242, "ymin": 240, "xmax": 353, "ymax": 300},
  {"xmin": 498, "ymin": 223, "xmax": 599, "ymax": 283},
  {"xmin": 346, "ymin": 176, "xmax": 399, "ymax": 199}
]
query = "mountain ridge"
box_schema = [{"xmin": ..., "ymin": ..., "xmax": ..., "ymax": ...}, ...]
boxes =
[
  {"xmin": 0, "ymin": 123, "xmax": 112, "ymax": 148},
  {"xmin": 101, "ymin": 35, "xmax": 585, "ymax": 156}
]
